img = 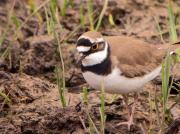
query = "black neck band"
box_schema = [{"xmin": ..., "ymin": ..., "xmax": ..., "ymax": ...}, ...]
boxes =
[{"xmin": 81, "ymin": 45, "xmax": 111, "ymax": 75}]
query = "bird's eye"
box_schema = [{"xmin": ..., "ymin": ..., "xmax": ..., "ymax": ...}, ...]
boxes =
[{"xmin": 92, "ymin": 44, "xmax": 99, "ymax": 50}]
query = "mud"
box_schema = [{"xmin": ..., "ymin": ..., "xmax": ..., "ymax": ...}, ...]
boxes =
[{"xmin": 0, "ymin": 0, "xmax": 179, "ymax": 134}]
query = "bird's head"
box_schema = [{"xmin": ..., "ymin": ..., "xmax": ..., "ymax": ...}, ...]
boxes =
[{"xmin": 76, "ymin": 31, "xmax": 109, "ymax": 67}]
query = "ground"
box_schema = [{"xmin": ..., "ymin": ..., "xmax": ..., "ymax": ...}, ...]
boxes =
[{"xmin": 0, "ymin": 0, "xmax": 179, "ymax": 134}]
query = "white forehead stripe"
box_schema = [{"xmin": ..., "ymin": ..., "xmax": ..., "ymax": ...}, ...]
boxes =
[{"xmin": 77, "ymin": 46, "xmax": 91, "ymax": 52}]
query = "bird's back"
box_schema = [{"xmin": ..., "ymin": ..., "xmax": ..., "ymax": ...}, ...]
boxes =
[{"xmin": 105, "ymin": 36, "xmax": 165, "ymax": 78}]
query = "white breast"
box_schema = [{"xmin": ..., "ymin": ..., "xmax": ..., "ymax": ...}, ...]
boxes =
[{"xmin": 82, "ymin": 66, "xmax": 161, "ymax": 94}]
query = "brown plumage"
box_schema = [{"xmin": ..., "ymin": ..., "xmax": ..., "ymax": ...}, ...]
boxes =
[{"xmin": 105, "ymin": 36, "xmax": 166, "ymax": 78}]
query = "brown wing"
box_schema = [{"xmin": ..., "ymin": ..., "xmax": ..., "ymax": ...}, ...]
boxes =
[{"xmin": 105, "ymin": 36, "xmax": 165, "ymax": 78}]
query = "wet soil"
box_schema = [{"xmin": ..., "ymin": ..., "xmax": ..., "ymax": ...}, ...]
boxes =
[{"xmin": 0, "ymin": 0, "xmax": 179, "ymax": 134}]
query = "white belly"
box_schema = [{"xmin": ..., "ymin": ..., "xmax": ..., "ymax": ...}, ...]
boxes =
[{"xmin": 82, "ymin": 67, "xmax": 161, "ymax": 94}]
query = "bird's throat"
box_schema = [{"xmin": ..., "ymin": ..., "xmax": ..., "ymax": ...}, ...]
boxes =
[{"xmin": 81, "ymin": 46, "xmax": 112, "ymax": 75}]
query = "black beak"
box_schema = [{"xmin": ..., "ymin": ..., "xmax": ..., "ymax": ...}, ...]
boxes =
[{"xmin": 76, "ymin": 53, "xmax": 86, "ymax": 65}]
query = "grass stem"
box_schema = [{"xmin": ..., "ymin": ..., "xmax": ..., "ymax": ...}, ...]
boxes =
[{"xmin": 95, "ymin": 0, "xmax": 108, "ymax": 31}]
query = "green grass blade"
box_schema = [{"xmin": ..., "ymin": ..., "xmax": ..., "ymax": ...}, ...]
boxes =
[
  {"xmin": 79, "ymin": 0, "xmax": 85, "ymax": 27},
  {"xmin": 87, "ymin": 0, "xmax": 94, "ymax": 31},
  {"xmin": 175, "ymin": 48, "xmax": 180, "ymax": 62},
  {"xmin": 95, "ymin": 0, "xmax": 108, "ymax": 31},
  {"xmin": 168, "ymin": 1, "xmax": 177, "ymax": 43},
  {"xmin": 108, "ymin": 13, "xmax": 115, "ymax": 26},
  {"xmin": 60, "ymin": 0, "xmax": 68, "ymax": 16},
  {"xmin": 0, "ymin": 28, "xmax": 8, "ymax": 48},
  {"xmin": 50, "ymin": 0, "xmax": 58, "ymax": 21},
  {"xmin": 55, "ymin": 67, "xmax": 66, "ymax": 107},
  {"xmin": 0, "ymin": 90, "xmax": 12, "ymax": 106},
  {"xmin": 154, "ymin": 17, "xmax": 165, "ymax": 43},
  {"xmin": 11, "ymin": 15, "xmax": 21, "ymax": 29},
  {"xmin": 161, "ymin": 55, "xmax": 171, "ymax": 111},
  {"xmin": 83, "ymin": 87, "xmax": 88, "ymax": 104},
  {"xmin": 99, "ymin": 82, "xmax": 106, "ymax": 134}
]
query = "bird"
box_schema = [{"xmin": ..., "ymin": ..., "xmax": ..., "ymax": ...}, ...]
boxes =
[{"xmin": 76, "ymin": 31, "xmax": 180, "ymax": 130}]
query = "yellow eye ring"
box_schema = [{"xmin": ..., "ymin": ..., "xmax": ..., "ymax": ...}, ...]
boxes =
[{"xmin": 92, "ymin": 44, "xmax": 99, "ymax": 50}]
